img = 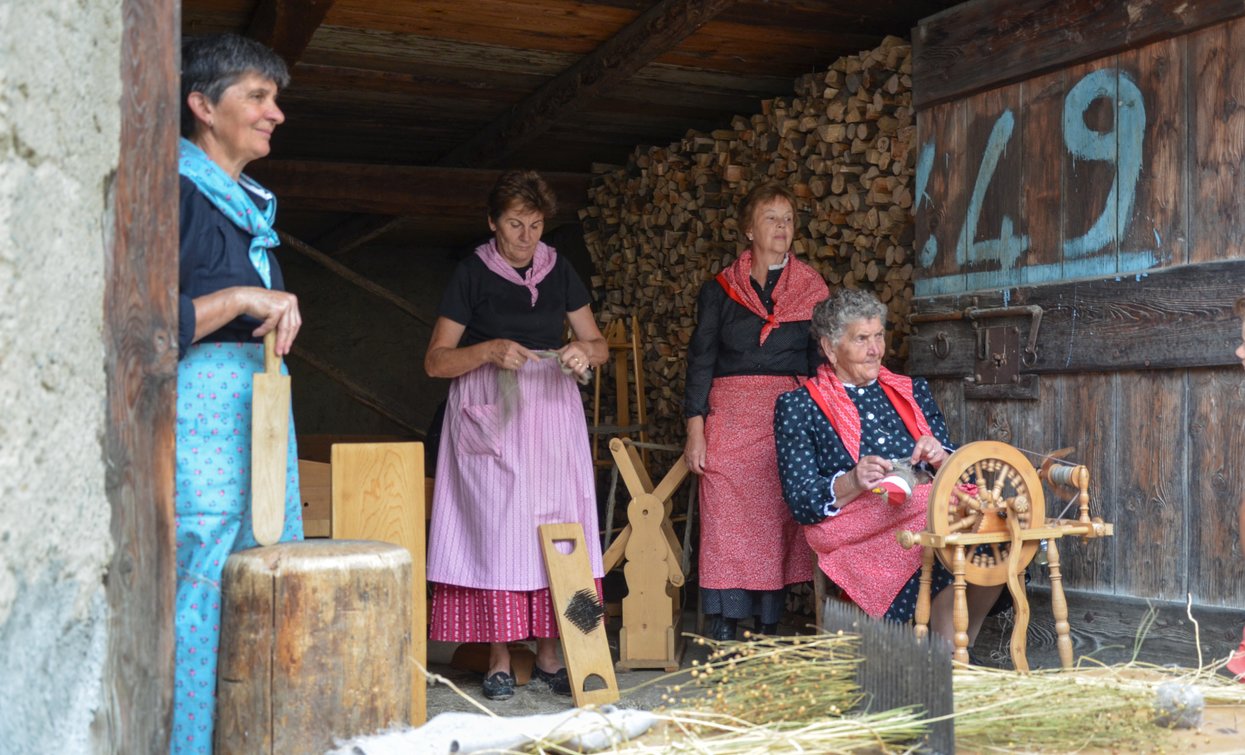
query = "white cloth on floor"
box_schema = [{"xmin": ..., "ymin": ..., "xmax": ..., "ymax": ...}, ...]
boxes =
[{"xmin": 328, "ymin": 705, "xmax": 658, "ymax": 754}]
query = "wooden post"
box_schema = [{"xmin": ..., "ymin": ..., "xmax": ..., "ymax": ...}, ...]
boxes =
[
  {"xmin": 215, "ymin": 541, "xmax": 412, "ymax": 753},
  {"xmin": 1046, "ymin": 537, "xmax": 1074, "ymax": 669},
  {"xmin": 952, "ymin": 545, "xmax": 970, "ymax": 665}
]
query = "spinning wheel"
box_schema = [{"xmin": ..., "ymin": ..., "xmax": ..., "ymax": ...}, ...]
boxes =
[
  {"xmin": 898, "ymin": 440, "xmax": 1113, "ymax": 672},
  {"xmin": 927, "ymin": 441, "xmax": 1045, "ymax": 586}
]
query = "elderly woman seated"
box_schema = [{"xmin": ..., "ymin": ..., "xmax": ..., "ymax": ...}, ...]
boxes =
[{"xmin": 774, "ymin": 288, "xmax": 1002, "ymax": 647}]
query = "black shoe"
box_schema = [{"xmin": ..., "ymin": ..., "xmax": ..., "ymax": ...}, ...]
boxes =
[
  {"xmin": 532, "ymin": 665, "xmax": 572, "ymax": 696},
  {"xmin": 482, "ymin": 671, "xmax": 515, "ymax": 700},
  {"xmin": 710, "ymin": 617, "xmax": 738, "ymax": 642},
  {"xmin": 758, "ymin": 623, "xmax": 779, "ymax": 636}
]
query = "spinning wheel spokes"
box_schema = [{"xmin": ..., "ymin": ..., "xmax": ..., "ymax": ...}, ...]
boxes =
[{"xmin": 928, "ymin": 441, "xmax": 1046, "ymax": 586}]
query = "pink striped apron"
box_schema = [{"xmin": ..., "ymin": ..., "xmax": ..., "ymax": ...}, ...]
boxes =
[{"xmin": 427, "ymin": 358, "xmax": 602, "ymax": 591}]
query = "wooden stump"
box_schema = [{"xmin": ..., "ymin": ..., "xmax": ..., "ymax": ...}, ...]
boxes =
[{"xmin": 215, "ymin": 540, "xmax": 412, "ymax": 755}]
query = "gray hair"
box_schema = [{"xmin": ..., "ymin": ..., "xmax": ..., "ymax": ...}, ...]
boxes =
[
  {"xmin": 811, "ymin": 288, "xmax": 887, "ymax": 345},
  {"xmin": 181, "ymin": 34, "xmax": 290, "ymax": 137}
]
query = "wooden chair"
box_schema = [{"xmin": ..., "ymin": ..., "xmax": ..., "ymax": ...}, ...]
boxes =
[{"xmin": 591, "ymin": 314, "xmax": 650, "ymax": 469}]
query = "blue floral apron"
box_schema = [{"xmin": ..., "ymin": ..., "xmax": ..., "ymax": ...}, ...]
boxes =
[{"xmin": 171, "ymin": 341, "xmax": 303, "ymax": 754}]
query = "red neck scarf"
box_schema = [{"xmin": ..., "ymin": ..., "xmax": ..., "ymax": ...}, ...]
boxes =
[
  {"xmin": 715, "ymin": 250, "xmax": 828, "ymax": 345},
  {"xmin": 804, "ymin": 363, "xmax": 932, "ymax": 462}
]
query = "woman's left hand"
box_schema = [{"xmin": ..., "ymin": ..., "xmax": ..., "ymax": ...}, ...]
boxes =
[
  {"xmin": 557, "ymin": 342, "xmax": 593, "ymax": 379},
  {"xmin": 910, "ymin": 434, "xmax": 948, "ymax": 468}
]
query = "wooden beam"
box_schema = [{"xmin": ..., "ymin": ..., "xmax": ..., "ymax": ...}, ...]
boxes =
[
  {"xmin": 913, "ymin": 0, "xmax": 1245, "ymax": 109},
  {"xmin": 249, "ymin": 161, "xmax": 591, "ymax": 220},
  {"xmin": 289, "ymin": 345, "xmax": 426, "ymax": 437},
  {"xmin": 906, "ymin": 260, "xmax": 1245, "ymax": 378},
  {"xmin": 438, "ymin": 0, "xmax": 739, "ymax": 168},
  {"xmin": 104, "ymin": 0, "xmax": 178, "ymax": 748},
  {"xmin": 276, "ymin": 230, "xmax": 434, "ymax": 327},
  {"xmin": 313, "ymin": 215, "xmax": 400, "ymax": 257},
  {"xmin": 247, "ymin": 0, "xmax": 336, "ymax": 67}
]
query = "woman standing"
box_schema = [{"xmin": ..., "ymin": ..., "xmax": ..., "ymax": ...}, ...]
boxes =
[
  {"xmin": 425, "ymin": 170, "xmax": 607, "ymax": 701},
  {"xmin": 683, "ymin": 182, "xmax": 829, "ymax": 641},
  {"xmin": 174, "ymin": 34, "xmax": 304, "ymax": 753}
]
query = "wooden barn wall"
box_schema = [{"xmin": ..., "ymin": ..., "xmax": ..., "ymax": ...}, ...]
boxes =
[{"xmin": 911, "ymin": 9, "xmax": 1245, "ymax": 611}]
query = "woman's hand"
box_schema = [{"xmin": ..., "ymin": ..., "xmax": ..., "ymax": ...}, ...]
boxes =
[
  {"xmin": 191, "ymin": 286, "xmax": 300, "ymax": 355},
  {"xmin": 909, "ymin": 435, "xmax": 948, "ymax": 469},
  {"xmin": 241, "ymin": 288, "xmax": 301, "ymax": 356},
  {"xmin": 487, "ymin": 339, "xmax": 537, "ymax": 371},
  {"xmin": 684, "ymin": 416, "xmax": 707, "ymax": 475},
  {"xmin": 850, "ymin": 455, "xmax": 892, "ymax": 489},
  {"xmin": 556, "ymin": 341, "xmax": 593, "ymax": 380}
]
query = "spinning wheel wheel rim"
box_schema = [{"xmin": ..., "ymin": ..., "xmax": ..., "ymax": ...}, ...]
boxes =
[{"xmin": 926, "ymin": 440, "xmax": 1045, "ymax": 586}]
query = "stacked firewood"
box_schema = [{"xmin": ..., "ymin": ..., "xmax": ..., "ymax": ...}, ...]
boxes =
[{"xmin": 581, "ymin": 36, "xmax": 917, "ymax": 445}]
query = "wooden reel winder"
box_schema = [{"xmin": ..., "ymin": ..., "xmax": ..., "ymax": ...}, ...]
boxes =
[{"xmin": 896, "ymin": 441, "xmax": 1113, "ymax": 671}]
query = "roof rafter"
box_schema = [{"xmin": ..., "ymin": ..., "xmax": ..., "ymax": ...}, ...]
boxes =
[
  {"xmin": 247, "ymin": 0, "xmax": 336, "ymax": 67},
  {"xmin": 316, "ymin": 0, "xmax": 738, "ymax": 254}
]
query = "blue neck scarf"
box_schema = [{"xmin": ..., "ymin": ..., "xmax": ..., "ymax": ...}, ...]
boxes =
[{"xmin": 177, "ymin": 137, "xmax": 277, "ymax": 288}]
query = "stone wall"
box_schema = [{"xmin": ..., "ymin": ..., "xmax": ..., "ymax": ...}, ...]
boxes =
[{"xmin": 0, "ymin": 1, "xmax": 122, "ymax": 750}]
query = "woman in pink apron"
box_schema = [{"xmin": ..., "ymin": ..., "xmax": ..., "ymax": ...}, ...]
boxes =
[{"xmin": 424, "ymin": 170, "xmax": 606, "ymax": 700}]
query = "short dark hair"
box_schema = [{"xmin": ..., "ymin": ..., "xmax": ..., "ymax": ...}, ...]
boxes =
[
  {"xmin": 487, "ymin": 170, "xmax": 558, "ymax": 220},
  {"xmin": 180, "ymin": 34, "xmax": 290, "ymax": 137},
  {"xmin": 737, "ymin": 182, "xmax": 797, "ymax": 236}
]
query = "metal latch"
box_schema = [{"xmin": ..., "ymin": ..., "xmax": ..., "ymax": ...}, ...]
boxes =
[{"xmin": 966, "ymin": 305, "xmax": 1042, "ymax": 385}]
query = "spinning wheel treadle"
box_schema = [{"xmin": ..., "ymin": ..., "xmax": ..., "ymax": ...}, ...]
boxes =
[{"xmin": 927, "ymin": 441, "xmax": 1045, "ymax": 587}]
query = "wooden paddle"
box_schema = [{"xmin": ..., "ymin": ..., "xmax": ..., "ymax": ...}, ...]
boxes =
[{"xmin": 250, "ymin": 330, "xmax": 290, "ymax": 546}]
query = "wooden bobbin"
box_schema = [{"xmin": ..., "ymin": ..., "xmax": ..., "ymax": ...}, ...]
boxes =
[{"xmin": 215, "ymin": 540, "xmax": 412, "ymax": 754}]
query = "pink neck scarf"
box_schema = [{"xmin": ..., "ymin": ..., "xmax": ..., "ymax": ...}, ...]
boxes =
[{"xmin": 475, "ymin": 239, "xmax": 557, "ymax": 306}]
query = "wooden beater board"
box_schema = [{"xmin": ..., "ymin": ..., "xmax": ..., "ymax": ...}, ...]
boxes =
[
  {"xmin": 331, "ymin": 442, "xmax": 426, "ymax": 725},
  {"xmin": 538, "ymin": 523, "xmax": 619, "ymax": 707}
]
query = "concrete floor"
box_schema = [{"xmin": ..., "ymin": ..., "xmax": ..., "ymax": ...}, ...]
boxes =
[{"xmin": 423, "ymin": 610, "xmax": 718, "ymax": 718}]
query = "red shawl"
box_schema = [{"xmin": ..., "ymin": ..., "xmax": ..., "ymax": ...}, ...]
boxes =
[
  {"xmin": 803, "ymin": 363, "xmax": 932, "ymax": 462},
  {"xmin": 801, "ymin": 362, "xmax": 937, "ymax": 617},
  {"xmin": 715, "ymin": 250, "xmax": 828, "ymax": 345}
]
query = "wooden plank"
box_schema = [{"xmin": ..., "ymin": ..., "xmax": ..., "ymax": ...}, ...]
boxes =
[
  {"xmin": 289, "ymin": 345, "xmax": 426, "ymax": 437},
  {"xmin": 538, "ymin": 523, "xmax": 621, "ymax": 706},
  {"xmin": 912, "ymin": 0, "xmax": 1245, "ymax": 110},
  {"xmin": 101, "ymin": 0, "xmax": 178, "ymax": 748},
  {"xmin": 1190, "ymin": 17, "xmax": 1245, "ymax": 264},
  {"xmin": 1060, "ymin": 59, "xmax": 1120, "ymax": 281},
  {"xmin": 1049, "ymin": 373, "xmax": 1118, "ymax": 591},
  {"xmin": 331, "ymin": 442, "xmax": 427, "ymax": 725},
  {"xmin": 1188, "ymin": 368, "xmax": 1245, "ymax": 606},
  {"xmin": 247, "ymin": 0, "xmax": 336, "ymax": 67},
  {"xmin": 298, "ymin": 460, "xmax": 332, "ymax": 538},
  {"xmin": 907, "ymin": 259, "xmax": 1245, "ymax": 377},
  {"xmin": 1114, "ymin": 371, "xmax": 1186, "ymax": 600},
  {"xmin": 248, "ymin": 162, "xmax": 591, "ymax": 221},
  {"xmin": 437, "ymin": 0, "xmax": 740, "ymax": 168},
  {"xmin": 974, "ymin": 586, "xmax": 1245, "ymax": 670},
  {"xmin": 1118, "ymin": 36, "xmax": 1187, "ymax": 268},
  {"xmin": 1017, "ymin": 68, "xmax": 1065, "ymax": 285},
  {"xmin": 913, "ymin": 99, "xmax": 966, "ymax": 296}
]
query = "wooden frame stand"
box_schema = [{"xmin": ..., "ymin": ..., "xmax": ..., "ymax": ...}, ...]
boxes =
[{"xmin": 602, "ymin": 438, "xmax": 688, "ymax": 671}]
